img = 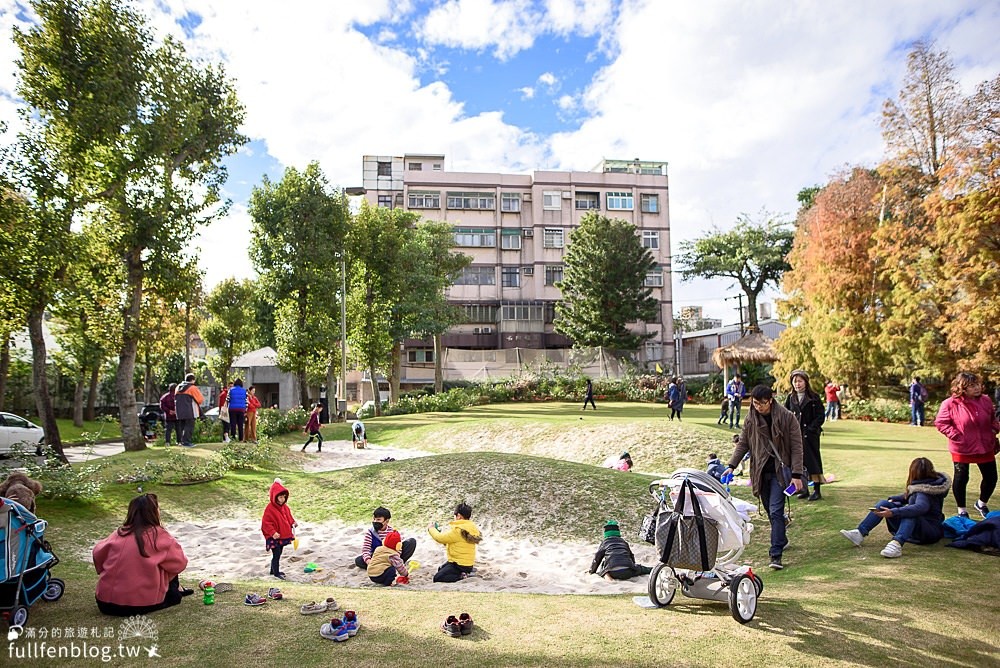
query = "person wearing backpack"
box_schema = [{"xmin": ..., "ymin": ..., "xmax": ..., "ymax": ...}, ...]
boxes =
[{"xmin": 909, "ymin": 376, "xmax": 928, "ymax": 427}]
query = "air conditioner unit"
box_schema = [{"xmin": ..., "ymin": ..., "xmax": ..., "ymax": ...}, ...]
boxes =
[
  {"xmin": 522, "ymin": 267, "xmax": 534, "ymax": 275},
  {"xmin": 473, "ymin": 327, "xmax": 481, "ymax": 334},
  {"xmin": 481, "ymin": 326, "xmax": 493, "ymax": 334},
  {"xmin": 561, "ymin": 191, "xmax": 572, "ymax": 199},
  {"xmin": 523, "ymin": 193, "xmax": 532, "ymax": 201},
  {"xmin": 522, "ymin": 228, "xmax": 534, "ymax": 237}
]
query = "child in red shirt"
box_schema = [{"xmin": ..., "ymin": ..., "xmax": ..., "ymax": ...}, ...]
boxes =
[{"xmin": 261, "ymin": 478, "xmax": 297, "ymax": 579}]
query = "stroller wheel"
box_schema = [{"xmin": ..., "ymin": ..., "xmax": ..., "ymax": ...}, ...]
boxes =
[
  {"xmin": 647, "ymin": 563, "xmax": 677, "ymax": 607},
  {"xmin": 750, "ymin": 573, "xmax": 763, "ymax": 596},
  {"xmin": 10, "ymin": 606, "xmax": 28, "ymax": 628},
  {"xmin": 728, "ymin": 574, "xmax": 758, "ymax": 624},
  {"xmin": 43, "ymin": 578, "xmax": 65, "ymax": 602}
]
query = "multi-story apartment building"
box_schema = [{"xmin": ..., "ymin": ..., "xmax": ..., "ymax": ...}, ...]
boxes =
[{"xmin": 360, "ymin": 153, "xmax": 674, "ymax": 369}]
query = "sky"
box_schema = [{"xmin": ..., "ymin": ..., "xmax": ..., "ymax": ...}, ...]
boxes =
[{"xmin": 2, "ymin": 0, "xmax": 999, "ymax": 325}]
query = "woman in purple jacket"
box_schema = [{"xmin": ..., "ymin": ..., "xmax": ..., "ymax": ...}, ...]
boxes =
[{"xmin": 935, "ymin": 371, "xmax": 1000, "ymax": 519}]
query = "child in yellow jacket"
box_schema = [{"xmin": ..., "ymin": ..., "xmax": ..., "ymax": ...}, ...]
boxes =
[
  {"xmin": 428, "ymin": 501, "xmax": 482, "ymax": 583},
  {"xmin": 367, "ymin": 531, "xmax": 410, "ymax": 586}
]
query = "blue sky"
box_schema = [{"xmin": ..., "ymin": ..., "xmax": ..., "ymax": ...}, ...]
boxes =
[{"xmin": 2, "ymin": 0, "xmax": 999, "ymax": 322}]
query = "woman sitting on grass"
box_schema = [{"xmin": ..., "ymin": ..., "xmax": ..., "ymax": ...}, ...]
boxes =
[
  {"xmin": 93, "ymin": 493, "xmax": 192, "ymax": 616},
  {"xmin": 839, "ymin": 457, "xmax": 950, "ymax": 559}
]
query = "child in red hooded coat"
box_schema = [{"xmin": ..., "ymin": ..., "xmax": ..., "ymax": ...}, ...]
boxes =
[{"xmin": 261, "ymin": 478, "xmax": 297, "ymax": 580}]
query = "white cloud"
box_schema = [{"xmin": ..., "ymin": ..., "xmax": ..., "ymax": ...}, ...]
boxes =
[
  {"xmin": 417, "ymin": 0, "xmax": 544, "ymax": 60},
  {"xmin": 556, "ymin": 94, "xmax": 575, "ymax": 110},
  {"xmin": 519, "ymin": 86, "xmax": 536, "ymax": 99},
  {"xmin": 538, "ymin": 71, "xmax": 557, "ymax": 86}
]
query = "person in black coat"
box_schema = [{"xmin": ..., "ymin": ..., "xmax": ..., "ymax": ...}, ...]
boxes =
[
  {"xmin": 588, "ymin": 521, "xmax": 651, "ymax": 580},
  {"xmin": 784, "ymin": 369, "xmax": 826, "ymax": 501}
]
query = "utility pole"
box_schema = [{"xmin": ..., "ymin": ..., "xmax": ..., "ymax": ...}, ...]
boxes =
[{"xmin": 724, "ymin": 294, "xmax": 746, "ymax": 336}]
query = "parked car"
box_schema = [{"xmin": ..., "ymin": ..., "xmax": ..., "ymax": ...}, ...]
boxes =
[{"xmin": 0, "ymin": 412, "xmax": 45, "ymax": 456}]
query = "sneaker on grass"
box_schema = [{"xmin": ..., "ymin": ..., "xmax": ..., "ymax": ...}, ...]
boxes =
[
  {"xmin": 768, "ymin": 556, "xmax": 783, "ymax": 570},
  {"xmin": 840, "ymin": 529, "xmax": 864, "ymax": 546},
  {"xmin": 975, "ymin": 500, "xmax": 990, "ymax": 519},
  {"xmin": 320, "ymin": 618, "xmax": 349, "ymax": 642},
  {"xmin": 342, "ymin": 610, "xmax": 359, "ymax": 637},
  {"xmin": 244, "ymin": 593, "xmax": 266, "ymax": 606},
  {"xmin": 441, "ymin": 615, "xmax": 461, "ymax": 637},
  {"xmin": 880, "ymin": 540, "xmax": 903, "ymax": 558}
]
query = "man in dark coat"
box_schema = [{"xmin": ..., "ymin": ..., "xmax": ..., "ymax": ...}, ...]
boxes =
[
  {"xmin": 174, "ymin": 373, "xmax": 204, "ymax": 448},
  {"xmin": 589, "ymin": 521, "xmax": 651, "ymax": 580},
  {"xmin": 724, "ymin": 384, "xmax": 804, "ymax": 570}
]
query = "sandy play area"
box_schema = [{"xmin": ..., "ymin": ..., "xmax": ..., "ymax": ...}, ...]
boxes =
[{"xmin": 166, "ymin": 440, "xmax": 660, "ymax": 596}]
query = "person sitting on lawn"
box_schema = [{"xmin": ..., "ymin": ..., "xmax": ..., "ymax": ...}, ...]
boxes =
[
  {"xmin": 367, "ymin": 530, "xmax": 411, "ymax": 586},
  {"xmin": 589, "ymin": 520, "xmax": 652, "ymax": 581},
  {"xmin": 428, "ymin": 501, "xmax": 482, "ymax": 583},
  {"xmin": 354, "ymin": 506, "xmax": 417, "ymax": 569},
  {"xmin": 839, "ymin": 457, "xmax": 950, "ymax": 558},
  {"xmin": 93, "ymin": 493, "xmax": 193, "ymax": 616},
  {"xmin": 613, "ymin": 452, "xmax": 633, "ymax": 471}
]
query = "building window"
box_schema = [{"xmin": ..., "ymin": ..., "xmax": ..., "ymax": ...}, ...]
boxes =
[
  {"xmin": 501, "ymin": 267, "xmax": 520, "ymax": 288},
  {"xmin": 501, "ymin": 192, "xmax": 521, "ymax": 212},
  {"xmin": 407, "ymin": 349, "xmax": 434, "ymax": 363},
  {"xmin": 447, "ymin": 192, "xmax": 495, "ymax": 210},
  {"xmin": 697, "ymin": 344, "xmax": 709, "ymax": 364},
  {"xmin": 455, "ymin": 266, "xmax": 496, "ymax": 285},
  {"xmin": 462, "ymin": 304, "xmax": 498, "ymax": 322},
  {"xmin": 377, "ymin": 161, "xmax": 391, "ymax": 176},
  {"xmin": 433, "ymin": 163, "xmax": 442, "ymax": 171},
  {"xmin": 377, "ymin": 194, "xmax": 393, "ymax": 208},
  {"xmin": 501, "ymin": 230, "xmax": 522, "ymax": 250},
  {"xmin": 543, "ymin": 191, "xmax": 561, "ymax": 210},
  {"xmin": 408, "ymin": 162, "xmax": 422, "ymax": 171},
  {"xmin": 408, "ymin": 191, "xmax": 440, "ymax": 208},
  {"xmin": 642, "ymin": 230, "xmax": 659, "ymax": 249},
  {"xmin": 544, "ymin": 265, "xmax": 563, "ymax": 286},
  {"xmin": 501, "ymin": 305, "xmax": 544, "ymax": 320},
  {"xmin": 543, "ymin": 228, "xmax": 564, "ymax": 248},
  {"xmin": 645, "ymin": 341, "xmax": 661, "ymax": 362},
  {"xmin": 453, "ymin": 228, "xmax": 496, "ymax": 247},
  {"xmin": 644, "ymin": 270, "xmax": 664, "ymax": 287},
  {"xmin": 641, "ymin": 193, "xmax": 659, "ymax": 213},
  {"xmin": 607, "ymin": 191, "xmax": 634, "ymax": 210},
  {"xmin": 575, "ymin": 192, "xmax": 600, "ymax": 210}
]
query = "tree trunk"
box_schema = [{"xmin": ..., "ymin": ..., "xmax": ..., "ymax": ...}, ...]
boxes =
[
  {"xmin": 73, "ymin": 366, "xmax": 85, "ymax": 427},
  {"xmin": 389, "ymin": 342, "xmax": 401, "ymax": 404},
  {"xmin": 325, "ymin": 359, "xmax": 336, "ymax": 422},
  {"xmin": 369, "ymin": 363, "xmax": 381, "ymax": 417},
  {"xmin": 298, "ymin": 370, "xmax": 309, "ymax": 410},
  {"xmin": 143, "ymin": 347, "xmax": 153, "ymax": 404},
  {"xmin": 433, "ymin": 333, "xmax": 443, "ymax": 394},
  {"xmin": 746, "ymin": 290, "xmax": 760, "ymax": 331},
  {"xmin": 85, "ymin": 363, "xmax": 99, "ymax": 421},
  {"xmin": 117, "ymin": 251, "xmax": 146, "ymax": 452},
  {"xmin": 0, "ymin": 332, "xmax": 9, "ymax": 411},
  {"xmin": 28, "ymin": 305, "xmax": 68, "ymax": 463}
]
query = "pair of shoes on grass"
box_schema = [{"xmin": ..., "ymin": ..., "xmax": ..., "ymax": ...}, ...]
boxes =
[
  {"xmin": 441, "ymin": 613, "xmax": 474, "ymax": 637},
  {"xmin": 300, "ymin": 597, "xmax": 338, "ymax": 615},
  {"xmin": 320, "ymin": 611, "xmax": 358, "ymax": 641}
]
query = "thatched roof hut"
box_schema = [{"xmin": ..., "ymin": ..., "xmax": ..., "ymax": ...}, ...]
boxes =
[{"xmin": 712, "ymin": 330, "xmax": 779, "ymax": 377}]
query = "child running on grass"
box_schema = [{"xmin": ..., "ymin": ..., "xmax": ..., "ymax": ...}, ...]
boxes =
[
  {"xmin": 301, "ymin": 403, "xmax": 324, "ymax": 452},
  {"xmin": 261, "ymin": 478, "xmax": 297, "ymax": 580}
]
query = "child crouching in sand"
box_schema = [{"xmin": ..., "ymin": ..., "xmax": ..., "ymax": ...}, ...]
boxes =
[
  {"xmin": 367, "ymin": 530, "xmax": 410, "ymax": 585},
  {"xmin": 261, "ymin": 478, "xmax": 296, "ymax": 580},
  {"xmin": 428, "ymin": 501, "xmax": 482, "ymax": 583}
]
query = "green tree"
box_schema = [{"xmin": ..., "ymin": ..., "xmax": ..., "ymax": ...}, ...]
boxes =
[
  {"xmin": 555, "ymin": 212, "xmax": 658, "ymax": 349},
  {"xmin": 200, "ymin": 278, "xmax": 256, "ymax": 386},
  {"xmin": 676, "ymin": 211, "xmax": 793, "ymax": 331},
  {"xmin": 346, "ymin": 203, "xmax": 413, "ymax": 413},
  {"xmin": 249, "ymin": 163, "xmax": 348, "ymax": 407}
]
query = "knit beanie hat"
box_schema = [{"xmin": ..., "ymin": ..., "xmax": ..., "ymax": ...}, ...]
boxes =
[
  {"xmin": 603, "ymin": 521, "xmax": 621, "ymax": 539},
  {"xmin": 790, "ymin": 369, "xmax": 809, "ymax": 383},
  {"xmin": 383, "ymin": 530, "xmax": 402, "ymax": 552}
]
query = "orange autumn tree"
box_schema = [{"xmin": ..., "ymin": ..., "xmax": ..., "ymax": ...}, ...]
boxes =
[{"xmin": 777, "ymin": 168, "xmax": 890, "ymax": 397}]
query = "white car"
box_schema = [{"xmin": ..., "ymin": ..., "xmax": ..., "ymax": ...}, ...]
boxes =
[{"xmin": 0, "ymin": 412, "xmax": 46, "ymax": 455}]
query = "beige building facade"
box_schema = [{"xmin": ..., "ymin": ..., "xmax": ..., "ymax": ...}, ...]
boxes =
[{"xmin": 361, "ymin": 153, "xmax": 675, "ymax": 375}]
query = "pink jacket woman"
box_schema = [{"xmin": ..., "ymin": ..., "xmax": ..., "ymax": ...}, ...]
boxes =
[{"xmin": 935, "ymin": 393, "xmax": 999, "ymax": 464}]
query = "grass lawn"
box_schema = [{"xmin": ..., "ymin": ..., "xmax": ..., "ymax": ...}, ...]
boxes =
[
  {"xmin": 55, "ymin": 419, "xmax": 123, "ymax": 445},
  {"xmin": 8, "ymin": 403, "xmax": 1000, "ymax": 667}
]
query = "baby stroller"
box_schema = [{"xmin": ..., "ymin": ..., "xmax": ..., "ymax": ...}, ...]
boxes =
[
  {"xmin": 645, "ymin": 468, "xmax": 762, "ymax": 623},
  {"xmin": 0, "ymin": 498, "xmax": 65, "ymax": 632}
]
